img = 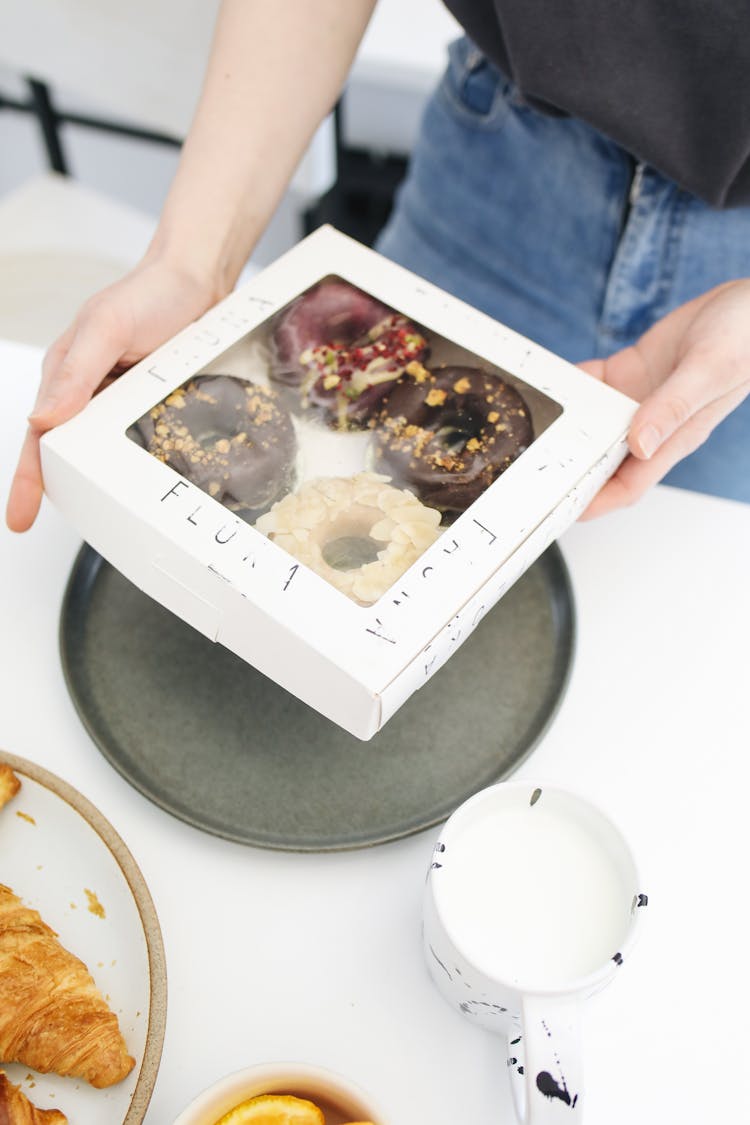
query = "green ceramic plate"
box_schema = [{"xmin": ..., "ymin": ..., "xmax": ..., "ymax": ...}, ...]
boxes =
[{"xmin": 60, "ymin": 544, "xmax": 574, "ymax": 851}]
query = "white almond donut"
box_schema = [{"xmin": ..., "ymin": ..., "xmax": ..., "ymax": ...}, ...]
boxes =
[{"xmin": 255, "ymin": 471, "xmax": 442, "ymax": 605}]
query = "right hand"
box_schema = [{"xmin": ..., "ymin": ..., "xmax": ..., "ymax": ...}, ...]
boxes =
[{"xmin": 6, "ymin": 256, "xmax": 221, "ymax": 533}]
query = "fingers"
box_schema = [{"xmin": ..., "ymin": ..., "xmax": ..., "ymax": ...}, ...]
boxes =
[
  {"xmin": 581, "ymin": 381, "xmax": 749, "ymax": 520},
  {"xmin": 627, "ymin": 351, "xmax": 749, "ymax": 460},
  {"xmin": 5, "ymin": 331, "xmax": 72, "ymax": 532},
  {"xmin": 29, "ymin": 301, "xmax": 129, "ymax": 430},
  {"xmin": 7, "ymin": 258, "xmax": 218, "ymax": 533},
  {"xmin": 578, "ymin": 295, "xmax": 750, "ymax": 519},
  {"xmin": 5, "ymin": 428, "xmax": 43, "ymax": 533},
  {"xmin": 626, "ymin": 283, "xmax": 750, "ymax": 459},
  {"xmin": 7, "ymin": 300, "xmax": 128, "ymax": 533}
]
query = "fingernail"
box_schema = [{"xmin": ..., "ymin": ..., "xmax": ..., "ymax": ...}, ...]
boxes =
[{"xmin": 634, "ymin": 423, "xmax": 661, "ymax": 459}]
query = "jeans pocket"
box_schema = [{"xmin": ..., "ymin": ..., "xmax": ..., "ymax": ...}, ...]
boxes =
[{"xmin": 439, "ymin": 35, "xmax": 522, "ymax": 131}]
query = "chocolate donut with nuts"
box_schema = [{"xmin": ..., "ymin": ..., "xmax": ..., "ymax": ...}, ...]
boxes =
[
  {"xmin": 373, "ymin": 364, "xmax": 533, "ymax": 518},
  {"xmin": 132, "ymin": 375, "xmax": 297, "ymax": 522}
]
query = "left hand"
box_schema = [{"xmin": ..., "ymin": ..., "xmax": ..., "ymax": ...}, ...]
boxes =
[{"xmin": 578, "ymin": 279, "xmax": 750, "ymax": 519}]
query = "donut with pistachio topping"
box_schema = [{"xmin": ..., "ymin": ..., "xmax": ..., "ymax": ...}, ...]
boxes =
[{"xmin": 268, "ymin": 278, "xmax": 428, "ymax": 430}]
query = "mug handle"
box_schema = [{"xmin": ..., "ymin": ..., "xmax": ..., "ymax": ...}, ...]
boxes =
[{"xmin": 507, "ymin": 995, "xmax": 583, "ymax": 1122}]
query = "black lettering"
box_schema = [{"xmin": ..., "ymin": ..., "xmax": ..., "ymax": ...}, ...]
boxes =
[
  {"xmin": 220, "ymin": 312, "xmax": 250, "ymax": 329},
  {"xmin": 207, "ymin": 564, "xmax": 229, "ymax": 583},
  {"xmin": 215, "ymin": 524, "xmax": 238, "ymax": 545},
  {"xmin": 366, "ymin": 617, "xmax": 397, "ymax": 644},
  {"xmin": 161, "ymin": 481, "xmax": 189, "ymax": 502},
  {"xmin": 472, "ymin": 518, "xmax": 497, "ymax": 545}
]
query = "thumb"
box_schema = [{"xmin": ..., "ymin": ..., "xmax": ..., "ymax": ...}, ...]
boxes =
[{"xmin": 29, "ymin": 312, "xmax": 130, "ymax": 432}]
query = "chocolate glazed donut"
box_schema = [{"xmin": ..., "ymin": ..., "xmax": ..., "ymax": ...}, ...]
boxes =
[
  {"xmin": 373, "ymin": 365, "xmax": 534, "ymax": 518},
  {"xmin": 132, "ymin": 375, "xmax": 297, "ymax": 522},
  {"xmin": 269, "ymin": 278, "xmax": 428, "ymax": 429}
]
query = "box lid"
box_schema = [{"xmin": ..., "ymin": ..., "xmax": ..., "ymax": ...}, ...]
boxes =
[{"xmin": 41, "ymin": 226, "xmax": 636, "ymax": 734}]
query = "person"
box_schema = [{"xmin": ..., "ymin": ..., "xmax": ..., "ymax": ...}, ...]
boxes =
[{"xmin": 6, "ymin": 0, "xmax": 750, "ymax": 533}]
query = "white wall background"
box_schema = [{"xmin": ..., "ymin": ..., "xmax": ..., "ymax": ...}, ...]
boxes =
[{"xmin": 0, "ymin": 1, "xmax": 460, "ymax": 267}]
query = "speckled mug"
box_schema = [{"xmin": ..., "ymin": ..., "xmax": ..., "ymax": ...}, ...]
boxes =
[{"xmin": 423, "ymin": 781, "xmax": 647, "ymax": 1122}]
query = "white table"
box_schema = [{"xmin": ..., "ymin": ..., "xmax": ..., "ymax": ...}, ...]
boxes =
[{"xmin": 1, "ymin": 337, "xmax": 749, "ymax": 1124}]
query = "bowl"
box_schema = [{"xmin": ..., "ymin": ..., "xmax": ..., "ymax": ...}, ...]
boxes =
[{"xmin": 173, "ymin": 1061, "xmax": 386, "ymax": 1125}]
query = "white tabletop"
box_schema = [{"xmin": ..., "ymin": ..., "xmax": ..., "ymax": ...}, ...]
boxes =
[{"xmin": 1, "ymin": 337, "xmax": 749, "ymax": 1124}]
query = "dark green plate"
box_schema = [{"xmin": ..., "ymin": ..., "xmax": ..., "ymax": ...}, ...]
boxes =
[{"xmin": 60, "ymin": 545, "xmax": 575, "ymax": 851}]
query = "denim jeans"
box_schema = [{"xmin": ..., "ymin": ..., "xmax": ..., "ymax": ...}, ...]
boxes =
[{"xmin": 376, "ymin": 35, "xmax": 750, "ymax": 503}]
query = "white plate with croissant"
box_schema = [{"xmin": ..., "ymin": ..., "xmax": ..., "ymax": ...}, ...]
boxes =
[{"xmin": 0, "ymin": 753, "xmax": 166, "ymax": 1124}]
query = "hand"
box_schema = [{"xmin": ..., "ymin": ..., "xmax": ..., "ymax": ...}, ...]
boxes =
[
  {"xmin": 5, "ymin": 1, "xmax": 378, "ymax": 534},
  {"xmin": 579, "ymin": 279, "xmax": 750, "ymax": 519},
  {"xmin": 6, "ymin": 256, "xmax": 221, "ymax": 532}
]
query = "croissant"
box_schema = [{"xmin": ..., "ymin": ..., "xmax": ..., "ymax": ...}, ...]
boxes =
[
  {"xmin": 0, "ymin": 764, "xmax": 20, "ymax": 810},
  {"xmin": 0, "ymin": 885, "xmax": 135, "ymax": 1088},
  {"xmin": 0, "ymin": 1071, "xmax": 67, "ymax": 1123}
]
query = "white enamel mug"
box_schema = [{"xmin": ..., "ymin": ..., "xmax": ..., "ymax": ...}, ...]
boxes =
[{"xmin": 423, "ymin": 781, "xmax": 647, "ymax": 1121}]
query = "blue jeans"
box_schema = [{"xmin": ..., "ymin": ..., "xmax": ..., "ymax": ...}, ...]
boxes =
[{"xmin": 376, "ymin": 35, "xmax": 750, "ymax": 504}]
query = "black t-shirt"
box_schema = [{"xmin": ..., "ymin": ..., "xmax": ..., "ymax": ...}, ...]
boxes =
[{"xmin": 442, "ymin": 0, "xmax": 750, "ymax": 207}]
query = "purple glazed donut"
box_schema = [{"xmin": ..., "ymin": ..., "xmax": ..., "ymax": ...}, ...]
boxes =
[
  {"xmin": 133, "ymin": 375, "xmax": 297, "ymax": 522},
  {"xmin": 268, "ymin": 278, "xmax": 428, "ymax": 429},
  {"xmin": 373, "ymin": 365, "xmax": 534, "ymax": 518}
]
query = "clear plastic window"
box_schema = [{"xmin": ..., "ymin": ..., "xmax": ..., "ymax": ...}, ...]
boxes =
[{"xmin": 128, "ymin": 276, "xmax": 562, "ymax": 604}]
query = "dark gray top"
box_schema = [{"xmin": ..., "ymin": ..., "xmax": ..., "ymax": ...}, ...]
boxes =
[{"xmin": 443, "ymin": 0, "xmax": 750, "ymax": 207}]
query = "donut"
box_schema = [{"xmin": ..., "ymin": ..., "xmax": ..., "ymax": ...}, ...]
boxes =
[
  {"xmin": 133, "ymin": 375, "xmax": 297, "ymax": 521},
  {"xmin": 254, "ymin": 472, "xmax": 442, "ymax": 605},
  {"xmin": 269, "ymin": 278, "xmax": 428, "ymax": 430},
  {"xmin": 373, "ymin": 365, "xmax": 533, "ymax": 517}
]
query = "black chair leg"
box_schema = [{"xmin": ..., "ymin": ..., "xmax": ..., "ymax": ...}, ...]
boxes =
[{"xmin": 27, "ymin": 78, "xmax": 69, "ymax": 175}]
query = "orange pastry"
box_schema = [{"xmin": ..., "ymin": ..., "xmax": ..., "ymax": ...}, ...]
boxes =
[
  {"xmin": 0, "ymin": 764, "xmax": 20, "ymax": 810},
  {"xmin": 0, "ymin": 885, "xmax": 135, "ymax": 1088},
  {"xmin": 0, "ymin": 1070, "xmax": 67, "ymax": 1123}
]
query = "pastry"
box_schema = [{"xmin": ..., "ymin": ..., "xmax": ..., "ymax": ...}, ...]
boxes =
[
  {"xmin": 374, "ymin": 364, "xmax": 533, "ymax": 517},
  {"xmin": 131, "ymin": 376, "xmax": 297, "ymax": 523},
  {"xmin": 255, "ymin": 472, "xmax": 441, "ymax": 605},
  {"xmin": 269, "ymin": 279, "xmax": 428, "ymax": 430},
  {"xmin": 0, "ymin": 885, "xmax": 135, "ymax": 1088},
  {"xmin": 0, "ymin": 765, "xmax": 20, "ymax": 811},
  {"xmin": 0, "ymin": 1070, "xmax": 67, "ymax": 1123}
]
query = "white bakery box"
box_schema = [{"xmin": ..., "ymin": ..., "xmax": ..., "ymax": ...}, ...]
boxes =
[{"xmin": 41, "ymin": 226, "xmax": 636, "ymax": 740}]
